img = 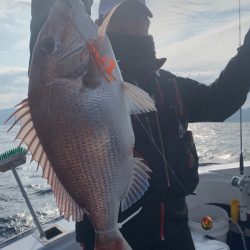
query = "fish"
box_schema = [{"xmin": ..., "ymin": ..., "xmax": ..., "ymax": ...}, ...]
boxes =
[{"xmin": 7, "ymin": 0, "xmax": 156, "ymax": 249}]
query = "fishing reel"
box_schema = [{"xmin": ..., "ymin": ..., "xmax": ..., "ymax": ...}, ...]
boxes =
[
  {"xmin": 201, "ymin": 216, "xmax": 213, "ymax": 230},
  {"xmin": 231, "ymin": 175, "xmax": 250, "ymax": 222},
  {"xmin": 231, "ymin": 175, "xmax": 250, "ymax": 191}
]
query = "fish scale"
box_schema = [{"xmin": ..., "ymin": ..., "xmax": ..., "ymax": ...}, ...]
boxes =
[{"xmin": 45, "ymin": 83, "xmax": 126, "ymax": 223}]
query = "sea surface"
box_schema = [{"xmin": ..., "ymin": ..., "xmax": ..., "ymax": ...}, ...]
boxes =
[{"xmin": 0, "ymin": 123, "xmax": 250, "ymax": 243}]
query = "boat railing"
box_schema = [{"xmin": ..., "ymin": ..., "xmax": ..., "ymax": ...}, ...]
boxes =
[{"xmin": 0, "ymin": 147, "xmax": 70, "ymax": 246}]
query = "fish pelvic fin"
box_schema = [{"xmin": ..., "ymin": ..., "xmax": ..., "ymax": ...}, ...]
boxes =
[
  {"xmin": 7, "ymin": 99, "xmax": 84, "ymax": 221},
  {"xmin": 95, "ymin": 228, "xmax": 132, "ymax": 250},
  {"xmin": 120, "ymin": 158, "xmax": 152, "ymax": 212},
  {"xmin": 123, "ymin": 82, "xmax": 157, "ymax": 114}
]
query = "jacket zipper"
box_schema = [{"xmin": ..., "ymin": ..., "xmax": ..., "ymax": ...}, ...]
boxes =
[
  {"xmin": 160, "ymin": 202, "xmax": 165, "ymax": 241},
  {"xmin": 145, "ymin": 110, "xmax": 169, "ymax": 243},
  {"xmin": 154, "ymin": 110, "xmax": 170, "ymax": 188}
]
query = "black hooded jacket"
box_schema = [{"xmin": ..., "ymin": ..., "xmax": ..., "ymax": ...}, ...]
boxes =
[
  {"xmin": 29, "ymin": 1, "xmax": 250, "ymax": 247},
  {"xmin": 75, "ymin": 31, "xmax": 250, "ymax": 248}
]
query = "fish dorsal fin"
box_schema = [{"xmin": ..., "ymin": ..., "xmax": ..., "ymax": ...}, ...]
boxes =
[
  {"xmin": 121, "ymin": 158, "xmax": 151, "ymax": 212},
  {"xmin": 123, "ymin": 82, "xmax": 156, "ymax": 114},
  {"xmin": 7, "ymin": 99, "xmax": 84, "ymax": 221},
  {"xmin": 97, "ymin": 4, "xmax": 121, "ymax": 42}
]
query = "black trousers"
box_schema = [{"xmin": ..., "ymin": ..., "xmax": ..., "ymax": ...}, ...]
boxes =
[
  {"xmin": 75, "ymin": 199, "xmax": 195, "ymax": 250},
  {"xmin": 76, "ymin": 218, "xmax": 195, "ymax": 250},
  {"xmin": 126, "ymin": 229, "xmax": 195, "ymax": 250}
]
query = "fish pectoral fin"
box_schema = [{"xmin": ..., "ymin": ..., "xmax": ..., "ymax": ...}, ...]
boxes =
[
  {"xmin": 120, "ymin": 158, "xmax": 152, "ymax": 212},
  {"xmin": 7, "ymin": 99, "xmax": 84, "ymax": 222},
  {"xmin": 123, "ymin": 82, "xmax": 156, "ymax": 114}
]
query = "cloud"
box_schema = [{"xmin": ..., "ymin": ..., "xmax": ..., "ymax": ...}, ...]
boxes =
[
  {"xmin": 14, "ymin": 38, "xmax": 30, "ymax": 50},
  {"xmin": 148, "ymin": 0, "xmax": 250, "ymax": 47},
  {"xmin": 174, "ymin": 70, "xmax": 220, "ymax": 84},
  {"xmin": 0, "ymin": 51, "xmax": 8, "ymax": 55},
  {"xmin": 0, "ymin": 0, "xmax": 249, "ymax": 109},
  {"xmin": 0, "ymin": 66, "xmax": 27, "ymax": 74},
  {"xmin": 0, "ymin": 0, "xmax": 30, "ymax": 40},
  {"xmin": 147, "ymin": 1, "xmax": 250, "ymax": 81},
  {"xmin": 147, "ymin": 0, "xmax": 250, "ymax": 108},
  {"xmin": 0, "ymin": 66, "xmax": 28, "ymax": 109},
  {"xmin": 0, "ymin": 0, "xmax": 30, "ymax": 16}
]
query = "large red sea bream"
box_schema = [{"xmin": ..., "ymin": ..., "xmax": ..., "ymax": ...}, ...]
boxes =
[{"xmin": 7, "ymin": 0, "xmax": 156, "ymax": 249}]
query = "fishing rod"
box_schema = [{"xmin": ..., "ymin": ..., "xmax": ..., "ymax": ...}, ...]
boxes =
[
  {"xmin": 231, "ymin": 0, "xmax": 250, "ymax": 223},
  {"xmin": 238, "ymin": 0, "xmax": 244, "ymax": 176}
]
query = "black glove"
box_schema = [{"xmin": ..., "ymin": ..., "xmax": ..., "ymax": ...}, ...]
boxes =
[
  {"xmin": 237, "ymin": 28, "xmax": 250, "ymax": 55},
  {"xmin": 243, "ymin": 28, "xmax": 250, "ymax": 50}
]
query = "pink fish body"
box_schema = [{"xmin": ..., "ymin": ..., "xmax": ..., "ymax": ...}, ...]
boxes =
[{"xmin": 8, "ymin": 0, "xmax": 156, "ymax": 249}]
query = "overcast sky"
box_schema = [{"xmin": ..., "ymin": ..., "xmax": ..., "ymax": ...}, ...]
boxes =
[{"xmin": 0, "ymin": 0, "xmax": 249, "ymax": 110}]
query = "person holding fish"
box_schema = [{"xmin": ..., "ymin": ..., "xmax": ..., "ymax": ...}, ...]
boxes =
[{"xmin": 26, "ymin": 0, "xmax": 250, "ymax": 250}]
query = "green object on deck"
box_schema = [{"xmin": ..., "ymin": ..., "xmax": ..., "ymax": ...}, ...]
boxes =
[
  {"xmin": 0, "ymin": 147, "xmax": 46, "ymax": 238},
  {"xmin": 0, "ymin": 147, "xmax": 27, "ymax": 160},
  {"xmin": 0, "ymin": 147, "xmax": 27, "ymax": 172}
]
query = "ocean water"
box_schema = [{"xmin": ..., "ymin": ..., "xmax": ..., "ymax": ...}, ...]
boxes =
[
  {"xmin": 0, "ymin": 125, "xmax": 58, "ymax": 243},
  {"xmin": 0, "ymin": 122, "xmax": 250, "ymax": 243}
]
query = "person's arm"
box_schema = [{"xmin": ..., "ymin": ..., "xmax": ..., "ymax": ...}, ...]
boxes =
[
  {"xmin": 173, "ymin": 29, "xmax": 250, "ymax": 123},
  {"xmin": 29, "ymin": 0, "xmax": 56, "ymax": 71}
]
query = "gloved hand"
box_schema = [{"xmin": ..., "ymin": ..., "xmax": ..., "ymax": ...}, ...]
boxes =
[
  {"xmin": 243, "ymin": 28, "xmax": 250, "ymax": 50},
  {"xmin": 238, "ymin": 28, "xmax": 250, "ymax": 54}
]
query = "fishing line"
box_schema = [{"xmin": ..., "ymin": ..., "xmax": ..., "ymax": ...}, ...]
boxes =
[
  {"xmin": 238, "ymin": 0, "xmax": 242, "ymax": 47},
  {"xmin": 134, "ymin": 114, "xmax": 189, "ymax": 195},
  {"xmin": 154, "ymin": 112, "xmax": 170, "ymax": 187},
  {"xmin": 212, "ymin": 217, "xmax": 247, "ymax": 250},
  {"xmin": 133, "ymin": 115, "xmax": 165, "ymax": 161}
]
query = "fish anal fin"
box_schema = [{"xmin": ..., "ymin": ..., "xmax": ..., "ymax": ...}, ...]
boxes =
[
  {"xmin": 120, "ymin": 158, "xmax": 152, "ymax": 212},
  {"xmin": 8, "ymin": 99, "xmax": 84, "ymax": 221}
]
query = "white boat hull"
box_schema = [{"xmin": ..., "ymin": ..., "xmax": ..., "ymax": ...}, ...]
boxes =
[{"xmin": 1, "ymin": 161, "xmax": 250, "ymax": 250}]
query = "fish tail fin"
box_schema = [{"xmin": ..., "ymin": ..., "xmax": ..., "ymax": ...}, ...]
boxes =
[{"xmin": 95, "ymin": 228, "xmax": 132, "ymax": 250}]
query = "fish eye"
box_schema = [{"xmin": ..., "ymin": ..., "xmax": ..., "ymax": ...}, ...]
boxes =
[{"xmin": 41, "ymin": 36, "xmax": 55, "ymax": 54}]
